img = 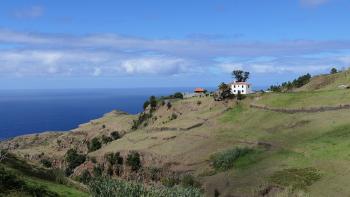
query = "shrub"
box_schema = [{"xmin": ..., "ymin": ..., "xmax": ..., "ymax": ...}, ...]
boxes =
[
  {"xmin": 181, "ymin": 174, "xmax": 201, "ymax": 188},
  {"xmin": 161, "ymin": 176, "xmax": 179, "ymax": 187},
  {"xmin": 105, "ymin": 152, "xmax": 123, "ymax": 166},
  {"xmin": 65, "ymin": 149, "xmax": 86, "ymax": 176},
  {"xmin": 88, "ymin": 137, "xmax": 102, "ymax": 152},
  {"xmin": 149, "ymin": 96, "xmax": 157, "ymax": 111},
  {"xmin": 78, "ymin": 170, "xmax": 92, "ymax": 184},
  {"xmin": 131, "ymin": 112, "xmax": 152, "ymax": 130},
  {"xmin": 0, "ymin": 167, "xmax": 58, "ymax": 196},
  {"xmin": 93, "ymin": 165, "xmax": 103, "ymax": 177},
  {"xmin": 269, "ymin": 167, "xmax": 321, "ymax": 190},
  {"xmin": 110, "ymin": 131, "xmax": 120, "ymax": 140},
  {"xmin": 197, "ymin": 100, "xmax": 202, "ymax": 105},
  {"xmin": 143, "ymin": 100, "xmax": 150, "ymax": 110},
  {"xmin": 167, "ymin": 102, "xmax": 172, "ymax": 109},
  {"xmin": 170, "ymin": 113, "xmax": 178, "ymax": 120},
  {"xmin": 126, "ymin": 151, "xmax": 141, "ymax": 171},
  {"xmin": 90, "ymin": 156, "xmax": 97, "ymax": 163},
  {"xmin": 210, "ymin": 147, "xmax": 253, "ymax": 171},
  {"xmin": 174, "ymin": 92, "xmax": 184, "ymax": 99},
  {"xmin": 101, "ymin": 135, "xmax": 113, "ymax": 144},
  {"xmin": 89, "ymin": 177, "xmax": 202, "ymax": 197},
  {"xmin": 0, "ymin": 167, "xmax": 26, "ymax": 192},
  {"xmin": 40, "ymin": 159, "xmax": 52, "ymax": 168}
]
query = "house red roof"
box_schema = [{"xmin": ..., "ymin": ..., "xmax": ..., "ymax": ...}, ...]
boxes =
[{"xmin": 194, "ymin": 88, "xmax": 205, "ymax": 93}]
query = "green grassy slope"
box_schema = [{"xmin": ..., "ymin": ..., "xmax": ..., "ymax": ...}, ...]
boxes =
[
  {"xmin": 1, "ymin": 154, "xmax": 88, "ymax": 197},
  {"xmin": 4, "ymin": 71, "xmax": 350, "ymax": 196}
]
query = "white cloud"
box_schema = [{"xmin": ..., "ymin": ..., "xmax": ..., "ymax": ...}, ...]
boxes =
[
  {"xmin": 217, "ymin": 62, "xmax": 243, "ymax": 73},
  {"xmin": 12, "ymin": 5, "xmax": 44, "ymax": 19},
  {"xmin": 0, "ymin": 29, "xmax": 350, "ymax": 77},
  {"xmin": 92, "ymin": 67, "xmax": 102, "ymax": 76},
  {"xmin": 119, "ymin": 57, "xmax": 189, "ymax": 75},
  {"xmin": 1, "ymin": 29, "xmax": 350, "ymax": 59}
]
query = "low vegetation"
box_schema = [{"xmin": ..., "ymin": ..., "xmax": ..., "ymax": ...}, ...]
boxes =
[
  {"xmin": 65, "ymin": 149, "xmax": 86, "ymax": 176},
  {"xmin": 210, "ymin": 147, "xmax": 254, "ymax": 171},
  {"xmin": 126, "ymin": 151, "xmax": 141, "ymax": 171},
  {"xmin": 269, "ymin": 167, "xmax": 321, "ymax": 190},
  {"xmin": 88, "ymin": 137, "xmax": 102, "ymax": 152},
  {"xmin": 269, "ymin": 73, "xmax": 312, "ymax": 92},
  {"xmin": 1, "ymin": 154, "xmax": 88, "ymax": 196},
  {"xmin": 88, "ymin": 177, "xmax": 202, "ymax": 197}
]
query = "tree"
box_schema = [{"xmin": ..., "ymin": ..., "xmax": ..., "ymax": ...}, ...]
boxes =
[
  {"xmin": 149, "ymin": 96, "xmax": 157, "ymax": 111},
  {"xmin": 331, "ymin": 67, "xmax": 338, "ymax": 74},
  {"xmin": 88, "ymin": 137, "xmax": 102, "ymax": 152},
  {"xmin": 110, "ymin": 131, "xmax": 120, "ymax": 140},
  {"xmin": 167, "ymin": 102, "xmax": 172, "ymax": 109},
  {"xmin": 126, "ymin": 151, "xmax": 141, "ymax": 171},
  {"xmin": 173, "ymin": 92, "xmax": 184, "ymax": 99},
  {"xmin": 65, "ymin": 149, "xmax": 86, "ymax": 176},
  {"xmin": 143, "ymin": 100, "xmax": 150, "ymax": 110},
  {"xmin": 215, "ymin": 82, "xmax": 233, "ymax": 100},
  {"xmin": 232, "ymin": 70, "xmax": 249, "ymax": 82}
]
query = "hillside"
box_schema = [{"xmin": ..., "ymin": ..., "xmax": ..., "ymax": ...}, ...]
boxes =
[
  {"xmin": 3, "ymin": 71, "xmax": 350, "ymax": 196},
  {"xmin": 0, "ymin": 154, "xmax": 88, "ymax": 196}
]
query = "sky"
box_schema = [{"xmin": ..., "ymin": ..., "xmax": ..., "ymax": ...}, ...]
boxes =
[{"xmin": 0, "ymin": 0, "xmax": 350, "ymax": 89}]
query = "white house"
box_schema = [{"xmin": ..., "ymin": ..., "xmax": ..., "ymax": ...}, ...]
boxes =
[{"xmin": 230, "ymin": 82, "xmax": 252, "ymax": 95}]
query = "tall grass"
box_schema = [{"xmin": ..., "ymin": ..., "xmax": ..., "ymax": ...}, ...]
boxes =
[
  {"xmin": 210, "ymin": 147, "xmax": 253, "ymax": 171},
  {"xmin": 89, "ymin": 177, "xmax": 202, "ymax": 197}
]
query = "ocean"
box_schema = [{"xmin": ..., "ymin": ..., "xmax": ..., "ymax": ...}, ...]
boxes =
[{"xmin": 0, "ymin": 88, "xmax": 196, "ymax": 140}]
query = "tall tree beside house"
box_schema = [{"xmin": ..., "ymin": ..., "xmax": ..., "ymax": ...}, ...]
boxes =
[{"xmin": 232, "ymin": 70, "xmax": 250, "ymax": 82}]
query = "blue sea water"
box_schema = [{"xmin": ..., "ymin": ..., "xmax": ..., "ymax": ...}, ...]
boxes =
[{"xmin": 0, "ymin": 88, "xmax": 196, "ymax": 140}]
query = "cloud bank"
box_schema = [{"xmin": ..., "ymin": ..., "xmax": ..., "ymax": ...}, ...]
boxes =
[{"xmin": 0, "ymin": 28, "xmax": 349, "ymax": 78}]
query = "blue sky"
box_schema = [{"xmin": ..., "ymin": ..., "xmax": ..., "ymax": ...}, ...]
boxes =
[{"xmin": 0, "ymin": 0, "xmax": 349, "ymax": 89}]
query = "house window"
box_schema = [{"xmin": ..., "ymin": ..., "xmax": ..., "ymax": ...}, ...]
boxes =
[{"xmin": 242, "ymin": 90, "xmax": 244, "ymax": 93}]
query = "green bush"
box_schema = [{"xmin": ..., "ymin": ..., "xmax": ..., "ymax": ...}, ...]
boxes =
[
  {"xmin": 110, "ymin": 131, "xmax": 120, "ymax": 140},
  {"xmin": 181, "ymin": 174, "xmax": 201, "ymax": 188},
  {"xmin": 161, "ymin": 176, "xmax": 179, "ymax": 187},
  {"xmin": 78, "ymin": 170, "xmax": 92, "ymax": 184},
  {"xmin": 89, "ymin": 177, "xmax": 202, "ymax": 197},
  {"xmin": 167, "ymin": 102, "xmax": 172, "ymax": 109},
  {"xmin": 143, "ymin": 100, "xmax": 150, "ymax": 110},
  {"xmin": 93, "ymin": 165, "xmax": 103, "ymax": 177},
  {"xmin": 0, "ymin": 167, "xmax": 58, "ymax": 196},
  {"xmin": 174, "ymin": 92, "xmax": 184, "ymax": 99},
  {"xmin": 269, "ymin": 167, "xmax": 321, "ymax": 190},
  {"xmin": 65, "ymin": 149, "xmax": 86, "ymax": 176},
  {"xmin": 88, "ymin": 137, "xmax": 102, "ymax": 152},
  {"xmin": 132, "ymin": 112, "xmax": 152, "ymax": 130},
  {"xmin": 40, "ymin": 158, "xmax": 52, "ymax": 168},
  {"xmin": 126, "ymin": 151, "xmax": 141, "ymax": 171},
  {"xmin": 210, "ymin": 147, "xmax": 253, "ymax": 171},
  {"xmin": 101, "ymin": 135, "xmax": 113, "ymax": 144},
  {"xmin": 105, "ymin": 152, "xmax": 123, "ymax": 166},
  {"xmin": 170, "ymin": 113, "xmax": 178, "ymax": 120}
]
